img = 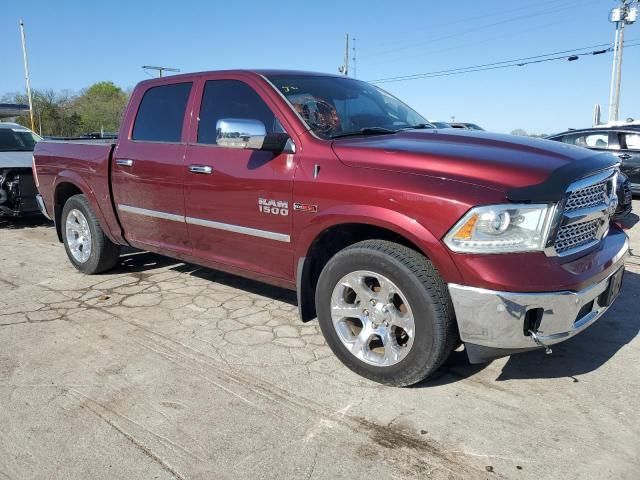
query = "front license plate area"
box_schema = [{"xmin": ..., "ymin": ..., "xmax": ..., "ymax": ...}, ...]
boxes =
[{"xmin": 600, "ymin": 267, "xmax": 624, "ymax": 307}]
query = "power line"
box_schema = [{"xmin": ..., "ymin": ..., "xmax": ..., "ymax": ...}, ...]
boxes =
[
  {"xmin": 369, "ymin": 41, "xmax": 640, "ymax": 84},
  {"xmin": 370, "ymin": 17, "xmax": 567, "ymax": 67},
  {"xmin": 359, "ymin": 0, "xmax": 602, "ymax": 60},
  {"xmin": 369, "ymin": 42, "xmax": 614, "ymax": 82},
  {"xmin": 360, "ymin": 0, "xmax": 583, "ymax": 53}
]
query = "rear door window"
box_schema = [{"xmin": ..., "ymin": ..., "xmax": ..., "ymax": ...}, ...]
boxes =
[{"xmin": 132, "ymin": 82, "xmax": 192, "ymax": 142}]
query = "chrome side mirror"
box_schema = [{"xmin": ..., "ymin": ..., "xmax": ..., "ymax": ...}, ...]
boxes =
[{"xmin": 216, "ymin": 118, "xmax": 267, "ymax": 150}]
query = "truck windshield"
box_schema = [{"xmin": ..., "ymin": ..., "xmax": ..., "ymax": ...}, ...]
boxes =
[
  {"xmin": 0, "ymin": 127, "xmax": 40, "ymax": 152},
  {"xmin": 266, "ymin": 75, "xmax": 431, "ymax": 139}
]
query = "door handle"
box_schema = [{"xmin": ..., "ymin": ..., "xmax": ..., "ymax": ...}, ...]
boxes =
[
  {"xmin": 116, "ymin": 159, "xmax": 134, "ymax": 167},
  {"xmin": 618, "ymin": 154, "xmax": 632, "ymax": 160},
  {"xmin": 189, "ymin": 165, "xmax": 213, "ymax": 175}
]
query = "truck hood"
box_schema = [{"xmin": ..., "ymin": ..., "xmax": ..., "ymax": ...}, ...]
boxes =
[
  {"xmin": 0, "ymin": 151, "xmax": 33, "ymax": 169},
  {"xmin": 331, "ymin": 129, "xmax": 618, "ymax": 197}
]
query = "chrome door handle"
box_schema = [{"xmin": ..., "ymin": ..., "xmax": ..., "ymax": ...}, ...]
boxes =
[
  {"xmin": 116, "ymin": 159, "xmax": 134, "ymax": 167},
  {"xmin": 189, "ymin": 165, "xmax": 213, "ymax": 175},
  {"xmin": 618, "ymin": 154, "xmax": 632, "ymax": 160}
]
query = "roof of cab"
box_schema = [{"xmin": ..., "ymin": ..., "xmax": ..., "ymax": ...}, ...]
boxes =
[{"xmin": 135, "ymin": 69, "xmax": 350, "ymax": 88}]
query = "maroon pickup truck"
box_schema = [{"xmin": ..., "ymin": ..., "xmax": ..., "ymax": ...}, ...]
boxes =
[{"xmin": 33, "ymin": 70, "xmax": 628, "ymax": 386}]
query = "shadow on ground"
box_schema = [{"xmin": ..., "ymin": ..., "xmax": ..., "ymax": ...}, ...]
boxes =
[
  {"xmin": 619, "ymin": 212, "xmax": 639, "ymax": 231},
  {"xmin": 0, "ymin": 215, "xmax": 52, "ymax": 229},
  {"xmin": 109, "ymin": 249, "xmax": 298, "ymax": 306},
  {"xmin": 111, "ymin": 249, "xmax": 183, "ymax": 273},
  {"xmin": 496, "ymin": 270, "xmax": 639, "ymax": 381}
]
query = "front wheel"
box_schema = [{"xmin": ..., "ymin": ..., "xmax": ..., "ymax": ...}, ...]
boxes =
[
  {"xmin": 62, "ymin": 194, "xmax": 120, "ymax": 274},
  {"xmin": 315, "ymin": 240, "xmax": 457, "ymax": 386}
]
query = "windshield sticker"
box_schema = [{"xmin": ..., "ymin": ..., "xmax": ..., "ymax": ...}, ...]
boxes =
[{"xmin": 280, "ymin": 86, "xmax": 299, "ymax": 93}]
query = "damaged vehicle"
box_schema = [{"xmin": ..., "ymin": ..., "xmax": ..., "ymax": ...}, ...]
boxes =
[{"xmin": 0, "ymin": 122, "xmax": 41, "ymax": 218}]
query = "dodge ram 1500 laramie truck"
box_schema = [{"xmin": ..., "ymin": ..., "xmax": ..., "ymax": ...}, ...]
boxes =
[{"xmin": 33, "ymin": 70, "xmax": 628, "ymax": 386}]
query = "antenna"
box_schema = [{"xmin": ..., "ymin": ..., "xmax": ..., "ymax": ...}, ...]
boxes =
[{"xmin": 142, "ymin": 65, "xmax": 180, "ymax": 78}]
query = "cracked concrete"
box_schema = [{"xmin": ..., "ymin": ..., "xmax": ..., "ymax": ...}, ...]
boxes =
[{"xmin": 0, "ymin": 205, "xmax": 639, "ymax": 480}]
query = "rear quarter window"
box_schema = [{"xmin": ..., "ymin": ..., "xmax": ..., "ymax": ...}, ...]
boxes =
[
  {"xmin": 132, "ymin": 82, "xmax": 192, "ymax": 142},
  {"xmin": 623, "ymin": 132, "xmax": 640, "ymax": 150}
]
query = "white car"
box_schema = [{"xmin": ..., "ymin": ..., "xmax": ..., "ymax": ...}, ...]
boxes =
[{"xmin": 0, "ymin": 122, "xmax": 41, "ymax": 217}]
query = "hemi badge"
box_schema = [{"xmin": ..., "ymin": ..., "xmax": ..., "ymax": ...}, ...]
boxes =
[{"xmin": 293, "ymin": 202, "xmax": 318, "ymax": 213}]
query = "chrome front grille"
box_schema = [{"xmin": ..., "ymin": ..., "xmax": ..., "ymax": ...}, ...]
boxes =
[
  {"xmin": 554, "ymin": 218, "xmax": 601, "ymax": 254},
  {"xmin": 550, "ymin": 170, "xmax": 617, "ymax": 257},
  {"xmin": 565, "ymin": 181, "xmax": 608, "ymax": 212}
]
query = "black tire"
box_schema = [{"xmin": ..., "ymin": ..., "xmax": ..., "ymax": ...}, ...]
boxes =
[
  {"xmin": 61, "ymin": 194, "xmax": 120, "ymax": 274},
  {"xmin": 315, "ymin": 240, "xmax": 457, "ymax": 387}
]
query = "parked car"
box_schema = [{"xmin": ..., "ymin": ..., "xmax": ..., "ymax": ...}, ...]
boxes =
[
  {"xmin": 547, "ymin": 126, "xmax": 640, "ymax": 194},
  {"xmin": 33, "ymin": 70, "xmax": 628, "ymax": 386},
  {"xmin": 449, "ymin": 122, "xmax": 485, "ymax": 131},
  {"xmin": 0, "ymin": 122, "xmax": 41, "ymax": 217},
  {"xmin": 614, "ymin": 173, "xmax": 633, "ymax": 220}
]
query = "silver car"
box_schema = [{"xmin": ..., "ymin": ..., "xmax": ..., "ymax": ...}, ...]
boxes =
[{"xmin": 0, "ymin": 122, "xmax": 41, "ymax": 217}]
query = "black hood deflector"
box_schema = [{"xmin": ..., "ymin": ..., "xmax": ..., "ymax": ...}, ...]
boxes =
[{"xmin": 507, "ymin": 152, "xmax": 619, "ymax": 203}]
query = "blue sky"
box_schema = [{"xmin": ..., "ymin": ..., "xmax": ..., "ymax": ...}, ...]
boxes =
[{"xmin": 1, "ymin": 0, "xmax": 638, "ymax": 134}]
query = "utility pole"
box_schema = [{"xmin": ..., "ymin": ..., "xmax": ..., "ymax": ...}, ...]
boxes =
[
  {"xmin": 593, "ymin": 103, "xmax": 602, "ymax": 127},
  {"xmin": 19, "ymin": 19, "xmax": 35, "ymax": 131},
  {"xmin": 352, "ymin": 37, "xmax": 357, "ymax": 79},
  {"xmin": 142, "ymin": 65, "xmax": 180, "ymax": 78},
  {"xmin": 608, "ymin": 0, "xmax": 638, "ymax": 123},
  {"xmin": 338, "ymin": 34, "xmax": 349, "ymax": 76}
]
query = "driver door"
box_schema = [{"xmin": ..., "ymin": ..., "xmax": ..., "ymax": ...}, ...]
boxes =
[{"xmin": 183, "ymin": 77, "xmax": 297, "ymax": 280}]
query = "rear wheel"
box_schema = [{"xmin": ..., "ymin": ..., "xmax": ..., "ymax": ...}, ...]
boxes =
[
  {"xmin": 315, "ymin": 240, "xmax": 457, "ymax": 386},
  {"xmin": 62, "ymin": 195, "xmax": 120, "ymax": 274}
]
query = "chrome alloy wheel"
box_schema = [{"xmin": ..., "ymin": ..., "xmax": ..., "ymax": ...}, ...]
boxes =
[
  {"xmin": 330, "ymin": 270, "xmax": 416, "ymax": 367},
  {"xmin": 65, "ymin": 209, "xmax": 92, "ymax": 263}
]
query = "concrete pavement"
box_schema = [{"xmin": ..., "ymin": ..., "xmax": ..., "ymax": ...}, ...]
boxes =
[{"xmin": 1, "ymin": 202, "xmax": 639, "ymax": 480}]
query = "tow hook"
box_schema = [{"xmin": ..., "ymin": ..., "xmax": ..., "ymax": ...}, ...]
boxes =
[{"xmin": 529, "ymin": 330, "xmax": 553, "ymax": 355}]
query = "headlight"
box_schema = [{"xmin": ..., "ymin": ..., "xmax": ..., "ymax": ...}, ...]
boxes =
[{"xmin": 443, "ymin": 204, "xmax": 556, "ymax": 254}]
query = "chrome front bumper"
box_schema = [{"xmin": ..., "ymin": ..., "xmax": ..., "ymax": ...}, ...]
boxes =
[{"xmin": 449, "ymin": 250, "xmax": 628, "ymax": 351}]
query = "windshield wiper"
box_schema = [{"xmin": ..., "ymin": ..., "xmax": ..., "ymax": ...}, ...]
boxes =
[
  {"xmin": 330, "ymin": 127, "xmax": 397, "ymax": 139},
  {"xmin": 401, "ymin": 123, "xmax": 435, "ymax": 130}
]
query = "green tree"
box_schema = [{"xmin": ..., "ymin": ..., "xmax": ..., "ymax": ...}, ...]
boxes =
[
  {"xmin": 72, "ymin": 81, "xmax": 128, "ymax": 134},
  {"xmin": 2, "ymin": 89, "xmax": 79, "ymax": 136},
  {"xmin": 2, "ymin": 82, "xmax": 129, "ymax": 137}
]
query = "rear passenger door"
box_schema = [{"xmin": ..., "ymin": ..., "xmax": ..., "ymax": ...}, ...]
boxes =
[
  {"xmin": 184, "ymin": 77, "xmax": 297, "ymax": 280},
  {"xmin": 112, "ymin": 81, "xmax": 193, "ymax": 254},
  {"xmin": 619, "ymin": 131, "xmax": 640, "ymax": 188}
]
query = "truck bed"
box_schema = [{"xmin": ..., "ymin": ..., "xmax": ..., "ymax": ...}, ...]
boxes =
[{"xmin": 34, "ymin": 140, "xmax": 124, "ymax": 243}]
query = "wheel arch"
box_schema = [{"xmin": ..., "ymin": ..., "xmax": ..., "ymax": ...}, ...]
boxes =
[
  {"xmin": 52, "ymin": 173, "xmax": 119, "ymax": 244},
  {"xmin": 295, "ymin": 206, "xmax": 462, "ymax": 322}
]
